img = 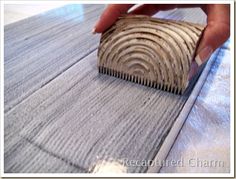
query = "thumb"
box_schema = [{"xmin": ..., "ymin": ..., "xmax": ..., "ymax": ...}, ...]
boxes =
[{"xmin": 195, "ymin": 4, "xmax": 230, "ymax": 66}]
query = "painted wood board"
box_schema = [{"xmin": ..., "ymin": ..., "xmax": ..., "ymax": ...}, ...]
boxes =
[
  {"xmin": 5, "ymin": 135, "xmax": 87, "ymax": 173},
  {"xmin": 4, "ymin": 4, "xmax": 105, "ymax": 112},
  {"xmin": 4, "ymin": 5, "xmax": 219, "ymax": 173}
]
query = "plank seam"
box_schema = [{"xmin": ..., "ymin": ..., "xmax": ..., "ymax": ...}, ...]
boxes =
[
  {"xmin": 21, "ymin": 136, "xmax": 89, "ymax": 173},
  {"xmin": 5, "ymin": 47, "xmax": 98, "ymax": 114}
]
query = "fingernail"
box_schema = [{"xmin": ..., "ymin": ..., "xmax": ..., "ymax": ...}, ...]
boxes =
[
  {"xmin": 195, "ymin": 46, "xmax": 213, "ymax": 66},
  {"xmin": 185, "ymin": 80, "xmax": 189, "ymax": 88},
  {"xmin": 188, "ymin": 60, "xmax": 198, "ymax": 80},
  {"xmin": 92, "ymin": 27, "xmax": 97, "ymax": 34}
]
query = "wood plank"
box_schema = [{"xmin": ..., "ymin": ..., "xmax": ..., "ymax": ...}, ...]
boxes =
[
  {"xmin": 4, "ymin": 4, "xmax": 105, "ymax": 112},
  {"xmin": 5, "ymin": 50, "xmax": 192, "ymax": 173},
  {"xmin": 5, "ymin": 135, "xmax": 87, "ymax": 173},
  {"xmin": 5, "ymin": 6, "xmax": 212, "ymax": 173}
]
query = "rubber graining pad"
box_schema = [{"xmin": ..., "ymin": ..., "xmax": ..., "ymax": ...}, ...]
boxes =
[{"xmin": 98, "ymin": 15, "xmax": 205, "ymax": 94}]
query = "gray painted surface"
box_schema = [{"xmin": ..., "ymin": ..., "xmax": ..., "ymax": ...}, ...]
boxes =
[
  {"xmin": 4, "ymin": 5, "xmax": 213, "ymax": 173},
  {"xmin": 4, "ymin": 4, "xmax": 104, "ymax": 112}
]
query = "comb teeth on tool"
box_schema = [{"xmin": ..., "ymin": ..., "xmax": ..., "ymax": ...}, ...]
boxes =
[{"xmin": 97, "ymin": 15, "xmax": 205, "ymax": 95}]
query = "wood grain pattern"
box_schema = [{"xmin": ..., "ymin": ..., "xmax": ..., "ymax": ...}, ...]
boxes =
[
  {"xmin": 4, "ymin": 5, "xmax": 211, "ymax": 173},
  {"xmin": 4, "ymin": 4, "xmax": 104, "ymax": 112},
  {"xmin": 5, "ymin": 50, "xmax": 193, "ymax": 172},
  {"xmin": 5, "ymin": 135, "xmax": 87, "ymax": 173}
]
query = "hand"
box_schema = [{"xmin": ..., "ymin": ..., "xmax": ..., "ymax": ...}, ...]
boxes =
[{"xmin": 94, "ymin": 4, "xmax": 230, "ymax": 79}]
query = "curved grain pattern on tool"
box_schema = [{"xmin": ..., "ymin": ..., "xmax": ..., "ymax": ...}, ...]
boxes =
[{"xmin": 98, "ymin": 15, "xmax": 205, "ymax": 94}]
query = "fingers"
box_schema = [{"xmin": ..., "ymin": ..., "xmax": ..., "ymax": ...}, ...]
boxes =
[
  {"xmin": 189, "ymin": 4, "xmax": 230, "ymax": 80},
  {"xmin": 94, "ymin": 4, "xmax": 230, "ymax": 82},
  {"xmin": 195, "ymin": 4, "xmax": 230, "ymax": 66},
  {"xmin": 94, "ymin": 4, "xmax": 203, "ymax": 33},
  {"xmin": 94, "ymin": 4, "xmax": 133, "ymax": 33}
]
